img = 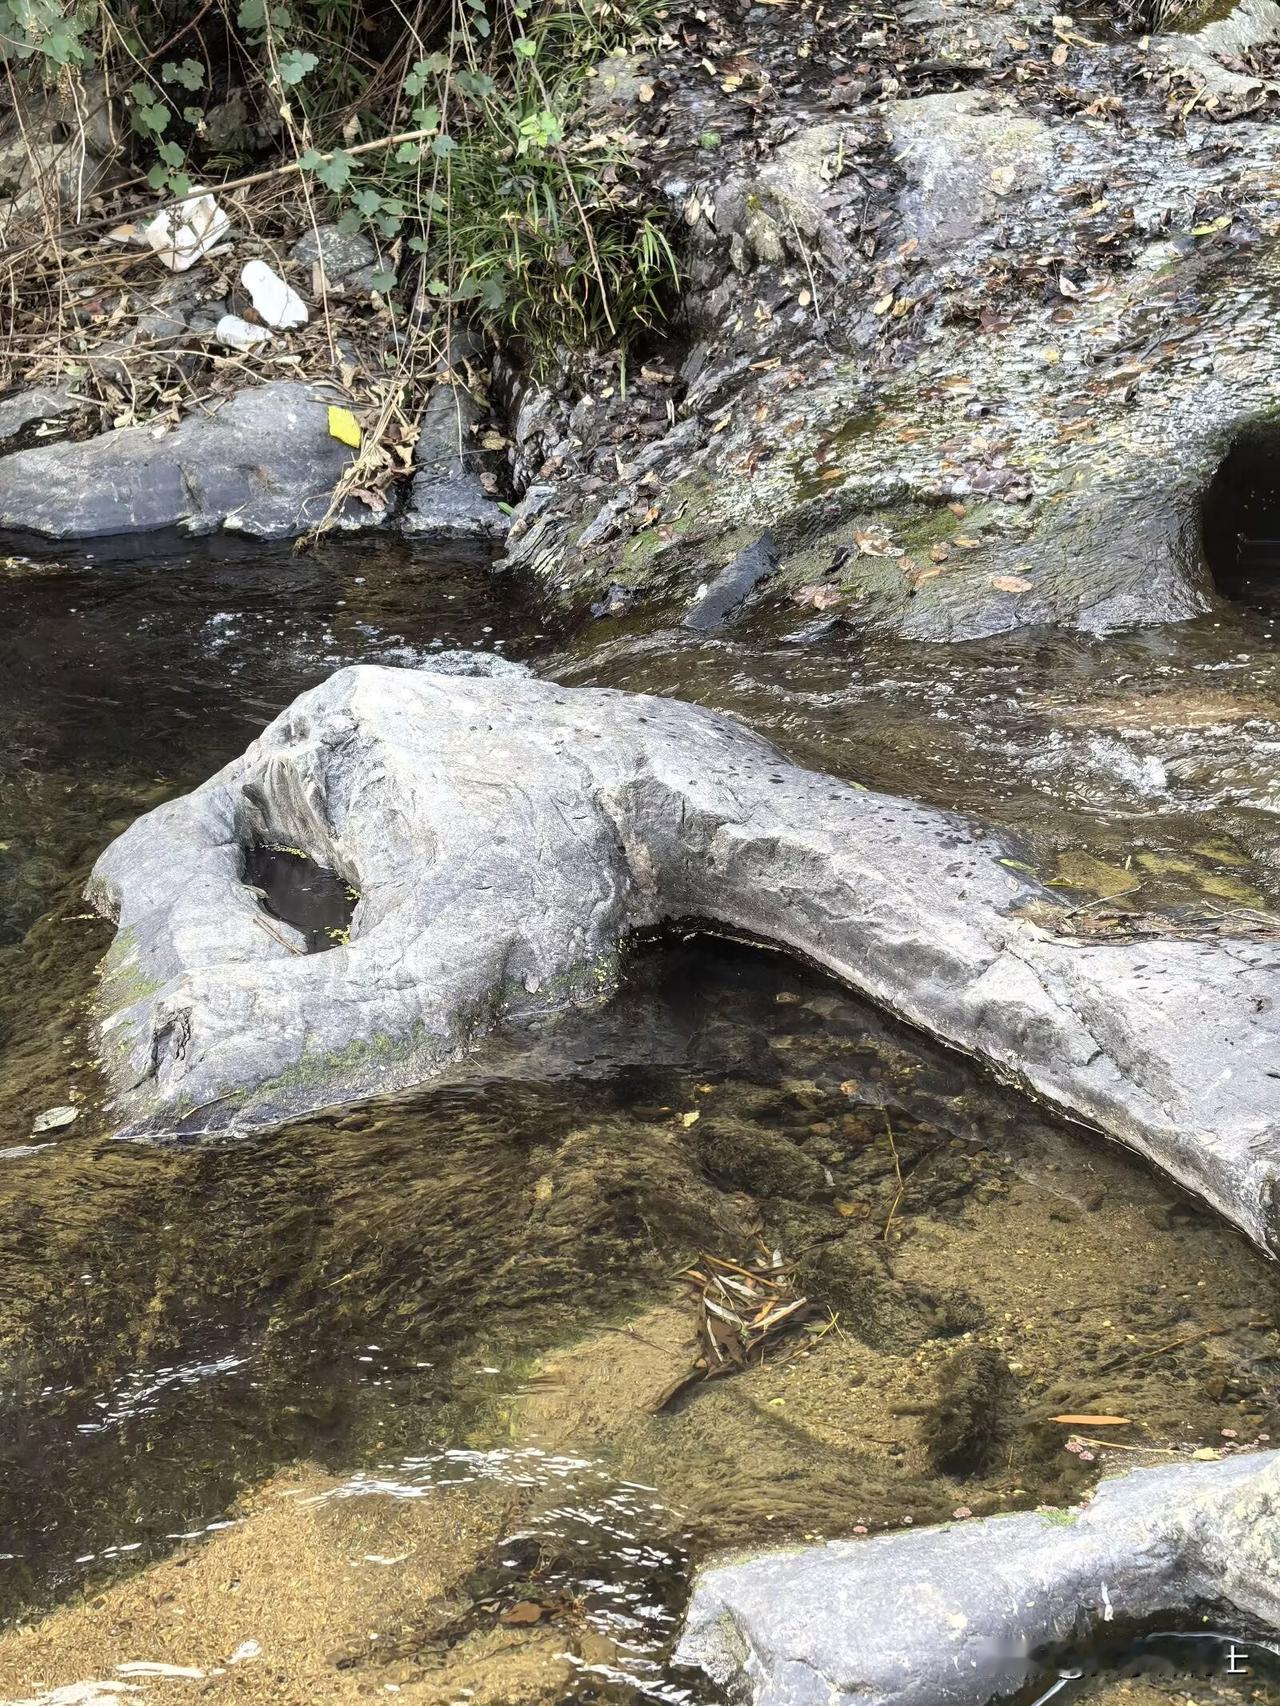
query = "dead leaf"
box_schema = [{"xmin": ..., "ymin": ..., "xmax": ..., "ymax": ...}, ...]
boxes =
[
  {"xmin": 794, "ymin": 582, "xmax": 843, "ymax": 609},
  {"xmin": 501, "ymin": 1602, "xmax": 545, "ymax": 1625},
  {"xmin": 990, "ymin": 574, "xmax": 1034, "ymax": 592},
  {"xmin": 1050, "ymin": 1414, "xmax": 1132, "ymax": 1426}
]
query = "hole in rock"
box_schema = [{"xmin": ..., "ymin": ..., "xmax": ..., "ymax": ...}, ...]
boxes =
[
  {"xmin": 242, "ymin": 843, "xmax": 357, "ymax": 953},
  {"xmin": 1202, "ymin": 428, "xmax": 1280, "ymax": 612},
  {"xmin": 1015, "ymin": 1623, "xmax": 1280, "ymax": 1706}
]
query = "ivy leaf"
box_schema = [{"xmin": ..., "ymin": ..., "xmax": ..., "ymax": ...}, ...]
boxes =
[
  {"xmin": 369, "ymin": 267, "xmax": 397, "ymax": 291},
  {"xmin": 454, "ymin": 68, "xmax": 496, "ymax": 98},
  {"xmin": 277, "ymin": 48, "xmax": 318, "ymax": 84},
  {"xmin": 411, "ymin": 103, "xmax": 441, "ymax": 131},
  {"xmin": 478, "ymin": 276, "xmax": 507, "ymax": 312},
  {"xmin": 270, "ymin": 3, "xmax": 293, "ymax": 24},
  {"xmin": 157, "ymin": 140, "xmax": 184, "ymax": 167},
  {"xmin": 315, "ymin": 149, "xmax": 354, "ymax": 192},
  {"xmin": 136, "ymin": 101, "xmax": 170, "ymax": 135},
  {"xmin": 297, "ymin": 147, "xmax": 324, "ymax": 171},
  {"xmin": 162, "ymin": 57, "xmax": 204, "ymax": 90},
  {"xmin": 393, "ymin": 141, "xmax": 421, "ymax": 164},
  {"xmin": 43, "ymin": 30, "xmax": 83, "ymax": 64}
]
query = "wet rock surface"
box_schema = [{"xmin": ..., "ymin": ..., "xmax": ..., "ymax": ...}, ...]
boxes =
[
  {"xmin": 0, "ymin": 380, "xmax": 374, "ymax": 540},
  {"xmin": 675, "ymin": 1450, "xmax": 1280, "ymax": 1706},
  {"xmin": 497, "ymin": 0, "xmax": 1280, "ymax": 638},
  {"xmin": 88, "ymin": 666, "xmax": 1280, "ymax": 1253}
]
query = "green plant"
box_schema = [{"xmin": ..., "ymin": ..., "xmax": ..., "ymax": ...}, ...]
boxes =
[{"xmin": 1, "ymin": 0, "xmax": 680, "ymax": 369}]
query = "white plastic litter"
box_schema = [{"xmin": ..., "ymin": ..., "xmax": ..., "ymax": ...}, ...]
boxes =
[
  {"xmin": 240, "ymin": 258, "xmax": 308, "ymax": 330},
  {"xmin": 143, "ymin": 192, "xmax": 230, "ymax": 272},
  {"xmin": 214, "ymin": 313, "xmax": 273, "ymax": 352}
]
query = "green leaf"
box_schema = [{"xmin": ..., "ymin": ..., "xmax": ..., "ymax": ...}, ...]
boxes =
[
  {"xmin": 277, "ymin": 48, "xmax": 318, "ymax": 84},
  {"xmin": 146, "ymin": 162, "xmax": 167, "ymax": 191},
  {"xmin": 353, "ymin": 187, "xmax": 382, "ymax": 216},
  {"xmin": 236, "ymin": 0, "xmax": 264, "ymax": 26},
  {"xmin": 315, "ymin": 149, "xmax": 354, "ymax": 192},
  {"xmin": 369, "ymin": 266, "xmax": 397, "ymax": 291},
  {"xmin": 270, "ymin": 3, "xmax": 293, "ymax": 24},
  {"xmin": 454, "ymin": 68, "xmax": 496, "ymax": 98},
  {"xmin": 297, "ymin": 147, "xmax": 325, "ymax": 171},
  {"xmin": 431, "ymin": 132, "xmax": 456, "ymax": 157},
  {"xmin": 157, "ymin": 140, "xmax": 184, "ymax": 167},
  {"xmin": 162, "ymin": 57, "xmax": 204, "ymax": 90},
  {"xmin": 393, "ymin": 141, "xmax": 421, "ymax": 164},
  {"xmin": 513, "ymin": 36, "xmax": 537, "ymax": 55},
  {"xmin": 411, "ymin": 103, "xmax": 441, "ymax": 131},
  {"xmin": 168, "ymin": 171, "xmax": 192, "ymax": 198}
]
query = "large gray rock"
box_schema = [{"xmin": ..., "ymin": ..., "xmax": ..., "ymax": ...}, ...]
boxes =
[
  {"xmin": 402, "ymin": 380, "xmax": 508, "ymax": 542},
  {"xmin": 675, "ymin": 1451, "xmax": 1280, "ymax": 1706},
  {"xmin": 0, "ymin": 381, "xmax": 374, "ymax": 540},
  {"xmin": 0, "ymin": 385, "xmax": 86, "ymax": 454},
  {"xmin": 87, "ymin": 669, "xmax": 1280, "ymax": 1254}
]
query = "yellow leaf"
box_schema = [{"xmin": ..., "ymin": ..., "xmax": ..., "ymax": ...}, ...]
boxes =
[
  {"xmin": 328, "ymin": 405, "xmax": 361, "ymax": 448},
  {"xmin": 681, "ymin": 1110, "xmax": 701, "ymax": 1127}
]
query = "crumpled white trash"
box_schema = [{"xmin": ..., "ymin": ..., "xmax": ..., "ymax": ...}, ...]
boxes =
[
  {"xmin": 144, "ymin": 192, "xmax": 230, "ymax": 271},
  {"xmin": 214, "ymin": 313, "xmax": 273, "ymax": 352},
  {"xmin": 241, "ymin": 258, "xmax": 308, "ymax": 330}
]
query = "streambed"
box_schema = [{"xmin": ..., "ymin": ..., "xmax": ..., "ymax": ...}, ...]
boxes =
[{"xmin": 0, "ymin": 537, "xmax": 1277, "ymax": 1705}]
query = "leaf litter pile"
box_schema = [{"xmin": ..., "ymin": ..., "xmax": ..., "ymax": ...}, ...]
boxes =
[{"xmin": 675, "ymin": 1247, "xmax": 815, "ymax": 1392}]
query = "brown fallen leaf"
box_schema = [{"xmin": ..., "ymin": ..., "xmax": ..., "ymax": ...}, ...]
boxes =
[
  {"xmin": 1051, "ymin": 1414, "xmax": 1132, "ymax": 1425},
  {"xmin": 990, "ymin": 574, "xmax": 1034, "ymax": 593},
  {"xmin": 954, "ymin": 536, "xmax": 982, "ymax": 550},
  {"xmin": 501, "ymin": 1602, "xmax": 545, "ymax": 1624},
  {"xmin": 794, "ymin": 583, "xmax": 843, "ymax": 609}
]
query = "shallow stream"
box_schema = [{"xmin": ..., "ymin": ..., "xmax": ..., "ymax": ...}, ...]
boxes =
[{"xmin": 0, "ymin": 535, "xmax": 1278, "ymax": 1706}]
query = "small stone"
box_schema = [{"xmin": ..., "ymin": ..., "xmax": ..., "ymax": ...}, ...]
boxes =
[{"xmin": 32, "ymin": 1104, "xmax": 78, "ymax": 1132}]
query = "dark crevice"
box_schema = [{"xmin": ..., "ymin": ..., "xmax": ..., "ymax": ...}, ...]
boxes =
[
  {"xmin": 1202, "ymin": 427, "xmax": 1280, "ymax": 613},
  {"xmin": 241, "ymin": 843, "xmax": 358, "ymax": 953}
]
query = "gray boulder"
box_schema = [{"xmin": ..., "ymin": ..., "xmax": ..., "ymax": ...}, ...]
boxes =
[
  {"xmin": 86, "ymin": 670, "xmax": 1280, "ymax": 1255},
  {"xmin": 675, "ymin": 1451, "xmax": 1280, "ymax": 1706},
  {"xmin": 288, "ymin": 224, "xmax": 380, "ymax": 293},
  {"xmin": 683, "ymin": 531, "xmax": 779, "ymax": 631},
  {"xmin": 0, "ymin": 385, "xmax": 86, "ymax": 454},
  {"xmin": 402, "ymin": 380, "xmax": 508, "ymax": 541},
  {"xmin": 0, "ymin": 381, "xmax": 375, "ymax": 540}
]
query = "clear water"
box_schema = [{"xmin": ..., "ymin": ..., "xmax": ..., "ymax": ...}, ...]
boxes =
[{"xmin": 0, "ymin": 534, "xmax": 1277, "ymax": 1704}]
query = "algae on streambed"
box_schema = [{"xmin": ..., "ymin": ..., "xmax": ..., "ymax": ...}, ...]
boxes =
[{"xmin": 0, "ymin": 929, "xmax": 1277, "ymax": 1700}]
